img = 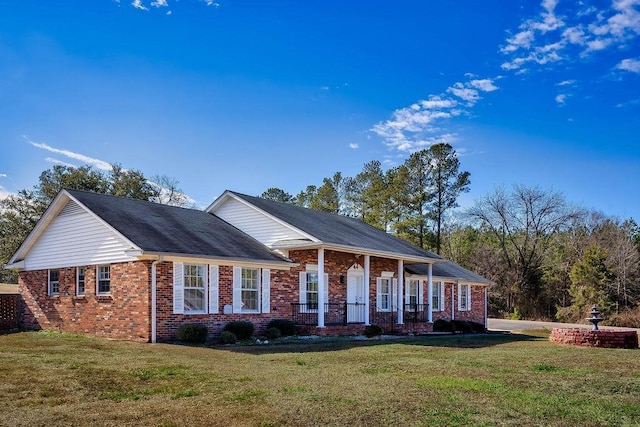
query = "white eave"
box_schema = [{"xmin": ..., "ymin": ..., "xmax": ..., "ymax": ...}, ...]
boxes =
[
  {"xmin": 271, "ymin": 239, "xmax": 443, "ymax": 265},
  {"xmin": 129, "ymin": 250, "xmax": 297, "ymax": 269}
]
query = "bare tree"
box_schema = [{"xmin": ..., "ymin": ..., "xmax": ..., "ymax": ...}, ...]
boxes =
[
  {"xmin": 467, "ymin": 185, "xmax": 582, "ymax": 317},
  {"xmin": 150, "ymin": 175, "xmax": 192, "ymax": 207}
]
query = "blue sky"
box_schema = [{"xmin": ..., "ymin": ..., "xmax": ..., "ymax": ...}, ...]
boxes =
[{"xmin": 1, "ymin": 0, "xmax": 639, "ymax": 221}]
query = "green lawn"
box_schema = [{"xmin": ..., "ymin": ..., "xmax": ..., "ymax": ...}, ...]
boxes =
[{"xmin": 0, "ymin": 330, "xmax": 638, "ymax": 426}]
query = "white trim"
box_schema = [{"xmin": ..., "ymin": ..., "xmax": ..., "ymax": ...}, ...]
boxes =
[
  {"xmin": 209, "ymin": 265, "xmax": 219, "ymax": 314},
  {"xmin": 48, "ymin": 268, "xmax": 60, "ymax": 296},
  {"xmin": 397, "ymin": 260, "xmax": 403, "ymax": 325},
  {"xmin": 317, "ymin": 248, "xmax": 325, "ymax": 328},
  {"xmin": 364, "ymin": 255, "xmax": 370, "ymax": 325},
  {"xmin": 96, "ymin": 264, "xmax": 111, "ymax": 296},
  {"xmin": 173, "ymin": 262, "xmax": 184, "ymax": 314},
  {"xmin": 458, "ymin": 283, "xmax": 471, "ymax": 311},
  {"xmin": 76, "ymin": 266, "xmax": 86, "ymax": 296},
  {"xmin": 261, "ymin": 268, "xmax": 270, "ymax": 313}
]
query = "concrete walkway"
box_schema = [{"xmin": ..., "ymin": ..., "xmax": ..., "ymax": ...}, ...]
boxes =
[{"xmin": 487, "ymin": 318, "xmax": 640, "ymax": 332}]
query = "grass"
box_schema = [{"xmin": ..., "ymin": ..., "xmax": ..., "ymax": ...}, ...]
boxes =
[{"xmin": 0, "ymin": 330, "xmax": 639, "ymax": 426}]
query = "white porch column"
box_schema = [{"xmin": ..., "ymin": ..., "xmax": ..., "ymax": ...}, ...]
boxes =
[
  {"xmin": 451, "ymin": 282, "xmax": 456, "ymax": 320},
  {"xmin": 484, "ymin": 287, "xmax": 488, "ymax": 329},
  {"xmin": 427, "ymin": 263, "xmax": 433, "ymax": 323},
  {"xmin": 364, "ymin": 255, "xmax": 370, "ymax": 326},
  {"xmin": 317, "ymin": 248, "xmax": 325, "ymax": 328},
  {"xmin": 397, "ymin": 259, "xmax": 404, "ymax": 325}
]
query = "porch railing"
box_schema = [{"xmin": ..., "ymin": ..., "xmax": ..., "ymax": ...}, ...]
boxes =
[
  {"xmin": 291, "ymin": 302, "xmax": 366, "ymax": 326},
  {"xmin": 403, "ymin": 303, "xmax": 428, "ymax": 323}
]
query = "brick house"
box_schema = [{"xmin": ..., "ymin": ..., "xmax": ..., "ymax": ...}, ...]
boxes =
[{"xmin": 5, "ymin": 189, "xmax": 489, "ymax": 342}]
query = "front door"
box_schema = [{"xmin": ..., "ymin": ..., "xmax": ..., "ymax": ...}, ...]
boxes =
[{"xmin": 347, "ymin": 270, "xmax": 365, "ymax": 323}]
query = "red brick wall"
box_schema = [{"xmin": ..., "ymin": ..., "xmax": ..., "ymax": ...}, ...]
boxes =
[
  {"xmin": 431, "ymin": 282, "xmax": 486, "ymax": 325},
  {"xmin": 19, "ymin": 261, "xmax": 151, "ymax": 341}
]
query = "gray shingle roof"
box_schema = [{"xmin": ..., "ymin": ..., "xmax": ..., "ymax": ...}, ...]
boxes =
[
  {"xmin": 230, "ymin": 192, "xmax": 442, "ymax": 261},
  {"xmin": 67, "ymin": 189, "xmax": 291, "ymax": 263},
  {"xmin": 406, "ymin": 261, "xmax": 492, "ymax": 285}
]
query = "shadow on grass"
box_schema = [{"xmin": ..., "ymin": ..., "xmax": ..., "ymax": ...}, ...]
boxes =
[{"xmin": 207, "ymin": 332, "xmax": 543, "ymax": 355}]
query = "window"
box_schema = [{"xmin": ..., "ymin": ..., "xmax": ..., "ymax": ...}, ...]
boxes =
[
  {"xmin": 459, "ymin": 284, "xmax": 471, "ymax": 311},
  {"xmin": 184, "ymin": 264, "xmax": 206, "ymax": 313},
  {"xmin": 97, "ymin": 265, "xmax": 111, "ymax": 295},
  {"xmin": 406, "ymin": 279, "xmax": 420, "ymax": 309},
  {"xmin": 298, "ymin": 268, "xmax": 327, "ymax": 313},
  {"xmin": 76, "ymin": 267, "xmax": 85, "ymax": 296},
  {"xmin": 432, "ymin": 281, "xmax": 443, "ymax": 311},
  {"xmin": 48, "ymin": 269, "xmax": 59, "ymax": 296},
  {"xmin": 305, "ymin": 272, "xmax": 319, "ymax": 309},
  {"xmin": 377, "ymin": 277, "xmax": 392, "ymax": 311},
  {"xmin": 241, "ymin": 268, "xmax": 259, "ymax": 312}
]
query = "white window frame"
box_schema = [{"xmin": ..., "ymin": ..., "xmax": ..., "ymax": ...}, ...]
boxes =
[
  {"xmin": 241, "ymin": 267, "xmax": 260, "ymax": 313},
  {"xmin": 433, "ymin": 281, "xmax": 445, "ymax": 311},
  {"xmin": 305, "ymin": 271, "xmax": 319, "ymax": 310},
  {"xmin": 48, "ymin": 269, "xmax": 60, "ymax": 296},
  {"xmin": 376, "ymin": 277, "xmax": 392, "ymax": 312},
  {"xmin": 458, "ymin": 283, "xmax": 471, "ymax": 311},
  {"xmin": 97, "ymin": 265, "xmax": 111, "ymax": 296},
  {"xmin": 183, "ymin": 264, "xmax": 207, "ymax": 314},
  {"xmin": 405, "ymin": 279, "xmax": 421, "ymax": 309},
  {"xmin": 298, "ymin": 266, "xmax": 328, "ymax": 313},
  {"xmin": 76, "ymin": 267, "xmax": 86, "ymax": 296}
]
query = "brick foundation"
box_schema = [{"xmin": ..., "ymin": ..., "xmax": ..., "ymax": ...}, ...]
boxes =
[{"xmin": 549, "ymin": 328, "xmax": 639, "ymax": 349}]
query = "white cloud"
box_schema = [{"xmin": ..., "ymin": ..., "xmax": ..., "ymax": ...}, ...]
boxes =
[
  {"xmin": 26, "ymin": 137, "xmax": 113, "ymax": 171},
  {"xmin": 151, "ymin": 0, "xmax": 168, "ymax": 7},
  {"xmin": 0, "ymin": 173, "xmax": 7, "ymax": 178},
  {"xmin": 349, "ymin": 143, "xmax": 359, "ymax": 149},
  {"xmin": 616, "ymin": 57, "xmax": 640, "ymax": 72},
  {"xmin": 557, "ymin": 79, "xmax": 576, "ymax": 86},
  {"xmin": 555, "ymin": 93, "xmax": 567, "ymax": 104},
  {"xmin": 371, "ymin": 76, "xmax": 497, "ymax": 153},
  {"xmin": 132, "ymin": 0, "xmax": 148, "ymax": 10},
  {"xmin": 501, "ymin": 0, "xmax": 640, "ymax": 73}
]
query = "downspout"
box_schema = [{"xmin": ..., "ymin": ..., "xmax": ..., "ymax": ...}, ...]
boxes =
[
  {"xmin": 484, "ymin": 287, "xmax": 488, "ymax": 329},
  {"xmin": 427, "ymin": 263, "xmax": 433, "ymax": 323}
]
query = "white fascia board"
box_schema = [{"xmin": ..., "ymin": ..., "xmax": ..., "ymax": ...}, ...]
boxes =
[
  {"xmin": 207, "ymin": 191, "xmax": 320, "ymax": 243},
  {"xmin": 433, "ymin": 275, "xmax": 491, "ymax": 287},
  {"xmin": 3, "ymin": 261, "xmax": 25, "ymax": 270},
  {"xmin": 135, "ymin": 251, "xmax": 297, "ymax": 270},
  {"xmin": 270, "ymin": 240, "xmax": 442, "ymax": 264}
]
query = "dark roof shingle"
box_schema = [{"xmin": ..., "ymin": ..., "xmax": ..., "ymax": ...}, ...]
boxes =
[
  {"xmin": 67, "ymin": 189, "xmax": 290, "ymax": 263},
  {"xmin": 406, "ymin": 261, "xmax": 492, "ymax": 285},
  {"xmin": 230, "ymin": 191, "xmax": 441, "ymax": 261}
]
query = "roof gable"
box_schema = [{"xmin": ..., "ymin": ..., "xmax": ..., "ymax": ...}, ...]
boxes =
[{"xmin": 216, "ymin": 191, "xmax": 441, "ymax": 262}]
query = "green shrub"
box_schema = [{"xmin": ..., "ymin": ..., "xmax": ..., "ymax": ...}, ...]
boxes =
[
  {"xmin": 266, "ymin": 319, "xmax": 297, "ymax": 337},
  {"xmin": 176, "ymin": 323, "xmax": 208, "ymax": 343},
  {"xmin": 223, "ymin": 321, "xmax": 254, "ymax": 341},
  {"xmin": 219, "ymin": 331, "xmax": 237, "ymax": 344},
  {"xmin": 433, "ymin": 319, "xmax": 454, "ymax": 332},
  {"xmin": 265, "ymin": 327, "xmax": 282, "ymax": 340},
  {"xmin": 363, "ymin": 324, "xmax": 383, "ymax": 338}
]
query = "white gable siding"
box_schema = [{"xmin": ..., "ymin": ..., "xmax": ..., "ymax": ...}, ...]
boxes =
[
  {"xmin": 24, "ymin": 201, "xmax": 137, "ymax": 270},
  {"xmin": 214, "ymin": 197, "xmax": 305, "ymax": 246}
]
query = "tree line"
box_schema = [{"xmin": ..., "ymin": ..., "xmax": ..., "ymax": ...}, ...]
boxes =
[
  {"xmin": 2, "ymin": 145, "xmax": 639, "ymax": 325},
  {"xmin": 0, "ymin": 164, "xmax": 189, "ymax": 283},
  {"xmin": 261, "ymin": 145, "xmax": 640, "ymax": 325}
]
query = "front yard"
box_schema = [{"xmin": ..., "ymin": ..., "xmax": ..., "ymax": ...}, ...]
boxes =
[{"xmin": 0, "ymin": 330, "xmax": 638, "ymax": 426}]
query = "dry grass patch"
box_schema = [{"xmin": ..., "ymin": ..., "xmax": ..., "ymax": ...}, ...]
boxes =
[{"xmin": 0, "ymin": 331, "xmax": 638, "ymax": 426}]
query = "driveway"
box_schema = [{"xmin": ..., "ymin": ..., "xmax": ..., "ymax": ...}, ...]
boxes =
[{"xmin": 487, "ymin": 318, "xmax": 640, "ymax": 332}]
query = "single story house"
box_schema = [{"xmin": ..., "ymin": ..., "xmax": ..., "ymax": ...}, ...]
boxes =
[{"xmin": 5, "ymin": 189, "xmax": 490, "ymax": 342}]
